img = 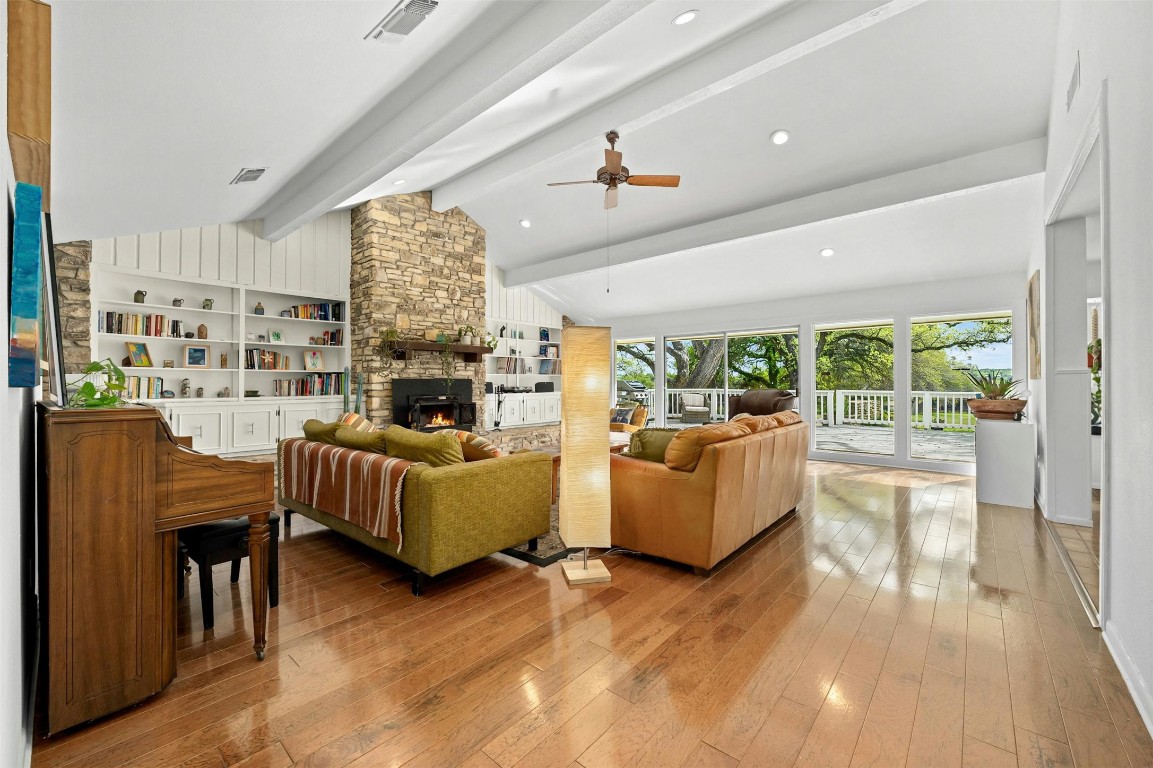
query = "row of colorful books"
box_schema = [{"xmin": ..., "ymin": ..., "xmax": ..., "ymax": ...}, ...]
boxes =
[
  {"xmin": 273, "ymin": 374, "xmax": 344, "ymax": 397},
  {"xmin": 311, "ymin": 329, "xmax": 344, "ymax": 346},
  {"xmin": 99, "ymin": 311, "xmax": 188, "ymax": 338},
  {"xmin": 287, "ymin": 302, "xmax": 345, "ymax": 321},
  {"xmin": 126, "ymin": 376, "xmax": 165, "ymax": 400},
  {"xmin": 496, "ymin": 357, "xmax": 530, "ymax": 374},
  {"xmin": 245, "ymin": 348, "xmax": 292, "ymax": 370}
]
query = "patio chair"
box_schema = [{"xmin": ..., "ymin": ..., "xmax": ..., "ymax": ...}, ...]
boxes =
[{"xmin": 680, "ymin": 393, "xmax": 711, "ymax": 424}]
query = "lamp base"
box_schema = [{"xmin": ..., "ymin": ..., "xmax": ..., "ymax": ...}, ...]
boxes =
[{"xmin": 561, "ymin": 558, "xmax": 611, "ymax": 585}]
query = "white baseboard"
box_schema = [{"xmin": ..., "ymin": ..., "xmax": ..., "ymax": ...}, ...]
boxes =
[
  {"xmin": 1047, "ymin": 513, "xmax": 1094, "ymax": 527},
  {"xmin": 1101, "ymin": 623, "xmax": 1153, "ymax": 740}
]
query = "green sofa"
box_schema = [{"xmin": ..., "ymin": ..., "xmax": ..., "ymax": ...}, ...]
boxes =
[{"xmin": 277, "ymin": 444, "xmax": 552, "ymax": 595}]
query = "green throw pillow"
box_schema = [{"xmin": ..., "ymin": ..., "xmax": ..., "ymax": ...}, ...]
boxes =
[
  {"xmin": 302, "ymin": 419, "xmax": 342, "ymax": 445},
  {"xmin": 626, "ymin": 428, "xmax": 681, "ymax": 463},
  {"xmin": 333, "ymin": 426, "xmax": 389, "ymax": 454},
  {"xmin": 383, "ymin": 425, "xmax": 465, "ymax": 467}
]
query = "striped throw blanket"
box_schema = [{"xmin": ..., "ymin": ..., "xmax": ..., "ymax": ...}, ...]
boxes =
[{"xmin": 280, "ymin": 438, "xmax": 416, "ymax": 550}]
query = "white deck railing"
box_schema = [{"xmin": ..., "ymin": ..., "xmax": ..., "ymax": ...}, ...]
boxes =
[{"xmin": 623, "ymin": 387, "xmax": 980, "ymax": 430}]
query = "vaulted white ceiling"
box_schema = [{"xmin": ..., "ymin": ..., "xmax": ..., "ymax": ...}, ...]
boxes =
[{"xmin": 52, "ymin": 0, "xmax": 1061, "ymax": 321}]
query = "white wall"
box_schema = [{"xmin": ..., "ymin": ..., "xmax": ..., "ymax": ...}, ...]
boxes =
[
  {"xmin": 487, "ymin": 264, "xmax": 563, "ymax": 326},
  {"xmin": 1043, "ymin": 0, "xmax": 1153, "ymax": 731},
  {"xmin": 2, "ymin": 4, "xmax": 35, "ymax": 764},
  {"xmin": 89, "ymin": 212, "xmax": 351, "ymax": 298}
]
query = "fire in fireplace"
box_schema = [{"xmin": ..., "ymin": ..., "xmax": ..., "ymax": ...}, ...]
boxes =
[{"xmin": 392, "ymin": 378, "xmax": 478, "ymax": 432}]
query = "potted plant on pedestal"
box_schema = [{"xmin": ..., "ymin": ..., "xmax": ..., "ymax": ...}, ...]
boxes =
[{"xmin": 966, "ymin": 369, "xmax": 1027, "ymax": 420}]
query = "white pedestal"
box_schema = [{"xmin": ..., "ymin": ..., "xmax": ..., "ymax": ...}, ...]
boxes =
[{"xmin": 975, "ymin": 420, "xmax": 1036, "ymax": 508}]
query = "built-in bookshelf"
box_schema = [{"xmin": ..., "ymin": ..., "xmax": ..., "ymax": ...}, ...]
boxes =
[
  {"xmin": 91, "ymin": 268, "xmax": 350, "ymax": 405},
  {"xmin": 484, "ymin": 318, "xmax": 563, "ymax": 390}
]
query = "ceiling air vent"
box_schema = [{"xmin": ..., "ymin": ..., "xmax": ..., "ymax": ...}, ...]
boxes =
[
  {"xmin": 364, "ymin": 0, "xmax": 439, "ymax": 43},
  {"xmin": 230, "ymin": 168, "xmax": 266, "ymax": 185}
]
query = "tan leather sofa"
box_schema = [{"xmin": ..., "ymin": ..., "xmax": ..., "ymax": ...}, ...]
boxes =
[{"xmin": 610, "ymin": 414, "xmax": 808, "ymax": 572}]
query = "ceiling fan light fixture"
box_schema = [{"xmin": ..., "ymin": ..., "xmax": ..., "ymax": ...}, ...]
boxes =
[
  {"xmin": 770, "ymin": 130, "xmax": 790, "ymax": 145},
  {"xmin": 672, "ymin": 9, "xmax": 698, "ymax": 25},
  {"xmin": 819, "ymin": 248, "xmax": 835, "ymax": 258},
  {"xmin": 519, "ymin": 219, "xmax": 532, "ymax": 228}
]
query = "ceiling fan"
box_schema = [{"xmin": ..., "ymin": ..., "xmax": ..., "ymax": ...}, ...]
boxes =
[{"xmin": 547, "ymin": 130, "xmax": 680, "ymax": 210}]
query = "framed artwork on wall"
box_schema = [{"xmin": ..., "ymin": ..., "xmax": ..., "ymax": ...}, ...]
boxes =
[
  {"xmin": 183, "ymin": 344, "xmax": 210, "ymax": 368},
  {"xmin": 268, "ymin": 328, "xmax": 283, "ymax": 344},
  {"xmin": 8, "ymin": 183, "xmax": 43, "ymax": 387},
  {"xmin": 1027, "ymin": 270, "xmax": 1041, "ymax": 379}
]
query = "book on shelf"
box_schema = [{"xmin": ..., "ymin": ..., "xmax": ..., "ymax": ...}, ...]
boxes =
[
  {"xmin": 245, "ymin": 348, "xmax": 292, "ymax": 370},
  {"xmin": 308, "ymin": 329, "xmax": 344, "ymax": 346},
  {"xmin": 273, "ymin": 373, "xmax": 345, "ymax": 397},
  {"xmin": 126, "ymin": 376, "xmax": 164, "ymax": 400},
  {"xmin": 537, "ymin": 359, "xmax": 561, "ymax": 375},
  {"xmin": 99, "ymin": 310, "xmax": 186, "ymax": 339},
  {"xmin": 287, "ymin": 301, "xmax": 345, "ymax": 322},
  {"xmin": 497, "ymin": 357, "xmax": 530, "ymax": 374}
]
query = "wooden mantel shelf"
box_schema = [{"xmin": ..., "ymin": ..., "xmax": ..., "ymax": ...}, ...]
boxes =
[{"xmin": 388, "ymin": 341, "xmax": 492, "ymax": 363}]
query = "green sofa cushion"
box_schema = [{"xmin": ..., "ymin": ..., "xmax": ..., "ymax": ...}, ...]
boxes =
[
  {"xmin": 302, "ymin": 419, "xmax": 342, "ymax": 445},
  {"xmin": 384, "ymin": 425, "xmax": 465, "ymax": 467},
  {"xmin": 625, "ymin": 427, "xmax": 681, "ymax": 463},
  {"xmin": 334, "ymin": 426, "xmax": 389, "ymax": 454}
]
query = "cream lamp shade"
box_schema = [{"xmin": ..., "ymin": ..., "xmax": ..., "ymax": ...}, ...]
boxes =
[{"xmin": 559, "ymin": 325, "xmax": 612, "ymax": 549}]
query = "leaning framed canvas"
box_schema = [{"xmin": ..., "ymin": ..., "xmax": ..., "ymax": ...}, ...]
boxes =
[
  {"xmin": 41, "ymin": 212, "xmax": 67, "ymax": 405},
  {"xmin": 303, "ymin": 349, "xmax": 324, "ymax": 371},
  {"xmin": 124, "ymin": 341, "xmax": 154, "ymax": 368},
  {"xmin": 1027, "ymin": 270, "xmax": 1041, "ymax": 379},
  {"xmin": 8, "ymin": 183, "xmax": 43, "ymax": 387},
  {"xmin": 183, "ymin": 344, "xmax": 210, "ymax": 368},
  {"xmin": 268, "ymin": 328, "xmax": 284, "ymax": 344}
]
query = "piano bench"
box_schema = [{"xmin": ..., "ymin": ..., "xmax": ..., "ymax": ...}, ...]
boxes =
[{"xmin": 177, "ymin": 513, "xmax": 280, "ymax": 631}]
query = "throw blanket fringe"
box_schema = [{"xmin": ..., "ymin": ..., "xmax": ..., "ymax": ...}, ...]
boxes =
[{"xmin": 280, "ymin": 439, "xmax": 417, "ymax": 550}]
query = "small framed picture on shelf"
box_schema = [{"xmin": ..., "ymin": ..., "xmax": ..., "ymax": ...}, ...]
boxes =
[
  {"xmin": 245, "ymin": 332, "xmax": 257, "ymax": 342},
  {"xmin": 163, "ymin": 360, "xmax": 175, "ymax": 369},
  {"xmin": 540, "ymin": 328, "xmax": 550, "ymax": 342},
  {"xmin": 268, "ymin": 328, "xmax": 284, "ymax": 344},
  {"xmin": 303, "ymin": 349, "xmax": 324, "ymax": 371},
  {"xmin": 183, "ymin": 344, "xmax": 210, "ymax": 368},
  {"xmin": 124, "ymin": 341, "xmax": 153, "ymax": 367},
  {"xmin": 539, "ymin": 344, "xmax": 549, "ymax": 357}
]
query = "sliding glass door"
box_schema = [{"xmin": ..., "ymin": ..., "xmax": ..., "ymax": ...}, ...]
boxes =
[
  {"xmin": 726, "ymin": 328, "xmax": 800, "ymax": 406},
  {"xmin": 615, "ymin": 338, "xmax": 656, "ymax": 420},
  {"xmin": 814, "ymin": 322, "xmax": 895, "ymax": 455},
  {"xmin": 665, "ymin": 335, "xmax": 725, "ymax": 426}
]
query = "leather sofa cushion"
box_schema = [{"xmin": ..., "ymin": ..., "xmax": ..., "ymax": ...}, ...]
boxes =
[
  {"xmin": 772, "ymin": 411, "xmax": 803, "ymax": 427},
  {"xmin": 664, "ymin": 421, "xmax": 754, "ymax": 472},
  {"xmin": 732, "ymin": 413, "xmax": 779, "ymax": 433},
  {"xmin": 334, "ymin": 426, "xmax": 390, "ymax": 454},
  {"xmin": 625, "ymin": 428, "xmax": 681, "ymax": 462},
  {"xmin": 303, "ymin": 419, "xmax": 342, "ymax": 445},
  {"xmin": 383, "ymin": 425, "xmax": 465, "ymax": 467}
]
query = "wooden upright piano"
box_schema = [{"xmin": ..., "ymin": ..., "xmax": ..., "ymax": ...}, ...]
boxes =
[{"xmin": 37, "ymin": 404, "xmax": 274, "ymax": 733}]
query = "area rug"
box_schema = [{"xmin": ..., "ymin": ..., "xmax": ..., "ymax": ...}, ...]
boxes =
[{"xmin": 502, "ymin": 502, "xmax": 578, "ymax": 566}]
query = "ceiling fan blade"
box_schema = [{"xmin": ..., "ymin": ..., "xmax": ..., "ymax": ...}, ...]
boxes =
[
  {"xmin": 547, "ymin": 180, "xmax": 599, "ymax": 186},
  {"xmin": 605, "ymin": 149, "xmax": 622, "ymax": 175},
  {"xmin": 604, "ymin": 185, "xmax": 619, "ymax": 210},
  {"xmin": 626, "ymin": 175, "xmax": 680, "ymax": 187}
]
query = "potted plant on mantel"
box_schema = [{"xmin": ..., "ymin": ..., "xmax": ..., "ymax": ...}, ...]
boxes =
[{"xmin": 965, "ymin": 369, "xmax": 1027, "ymax": 420}]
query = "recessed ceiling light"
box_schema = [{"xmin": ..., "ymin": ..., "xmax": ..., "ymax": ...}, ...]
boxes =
[
  {"xmin": 770, "ymin": 130, "xmax": 790, "ymax": 145},
  {"xmin": 519, "ymin": 219, "xmax": 532, "ymax": 228},
  {"xmin": 672, "ymin": 9, "xmax": 698, "ymax": 25},
  {"xmin": 392, "ymin": 179, "xmax": 406, "ymax": 186},
  {"xmin": 819, "ymin": 247, "xmax": 835, "ymax": 257}
]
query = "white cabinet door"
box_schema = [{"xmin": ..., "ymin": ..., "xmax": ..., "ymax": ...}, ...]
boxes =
[
  {"xmin": 497, "ymin": 394, "xmax": 524, "ymax": 427},
  {"xmin": 321, "ymin": 403, "xmax": 345, "ymax": 423},
  {"xmin": 524, "ymin": 396, "xmax": 542, "ymax": 424},
  {"xmin": 172, "ymin": 408, "xmax": 227, "ymax": 454},
  {"xmin": 483, "ymin": 394, "xmax": 497, "ymax": 429},
  {"xmin": 543, "ymin": 394, "xmax": 560, "ymax": 422},
  {"xmin": 230, "ymin": 406, "xmax": 278, "ymax": 452},
  {"xmin": 280, "ymin": 404, "xmax": 321, "ymax": 440}
]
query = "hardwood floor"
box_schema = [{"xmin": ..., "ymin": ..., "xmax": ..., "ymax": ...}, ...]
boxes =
[
  {"xmin": 32, "ymin": 461, "xmax": 1153, "ymax": 768},
  {"xmin": 1049, "ymin": 489, "xmax": 1101, "ymax": 611}
]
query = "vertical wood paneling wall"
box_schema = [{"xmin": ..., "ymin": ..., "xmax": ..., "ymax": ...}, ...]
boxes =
[
  {"xmin": 486, "ymin": 264, "xmax": 562, "ymax": 326},
  {"xmin": 91, "ymin": 211, "xmax": 352, "ymax": 298}
]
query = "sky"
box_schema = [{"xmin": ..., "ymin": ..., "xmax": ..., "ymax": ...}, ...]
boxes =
[{"xmin": 959, "ymin": 342, "xmax": 1012, "ymax": 371}]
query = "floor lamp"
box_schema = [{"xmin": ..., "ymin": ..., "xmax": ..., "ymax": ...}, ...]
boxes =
[{"xmin": 559, "ymin": 325, "xmax": 612, "ymax": 584}]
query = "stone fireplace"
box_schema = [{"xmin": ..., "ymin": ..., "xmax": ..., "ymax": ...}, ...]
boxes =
[
  {"xmin": 391, "ymin": 378, "xmax": 477, "ymax": 432},
  {"xmin": 350, "ymin": 192, "xmax": 486, "ymax": 425}
]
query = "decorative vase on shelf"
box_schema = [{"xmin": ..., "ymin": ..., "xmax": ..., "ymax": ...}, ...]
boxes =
[
  {"xmin": 133, "ymin": 290, "xmax": 147, "ymax": 304},
  {"xmin": 202, "ymin": 298, "xmax": 214, "ymax": 310},
  {"xmin": 172, "ymin": 298, "xmax": 184, "ymax": 307},
  {"xmin": 254, "ymin": 302, "xmax": 265, "ymax": 316},
  {"xmin": 197, "ymin": 324, "xmax": 208, "ymax": 340}
]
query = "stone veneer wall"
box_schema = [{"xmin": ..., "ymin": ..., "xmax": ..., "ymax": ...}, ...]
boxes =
[
  {"xmin": 350, "ymin": 193, "xmax": 487, "ymax": 424},
  {"xmin": 54, "ymin": 241, "xmax": 93, "ymax": 373}
]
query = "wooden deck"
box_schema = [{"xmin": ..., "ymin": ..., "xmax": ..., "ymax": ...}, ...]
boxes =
[{"xmin": 32, "ymin": 462, "xmax": 1152, "ymax": 768}]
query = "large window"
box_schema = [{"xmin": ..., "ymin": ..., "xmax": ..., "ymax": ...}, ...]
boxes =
[
  {"xmin": 615, "ymin": 339, "xmax": 656, "ymax": 417},
  {"xmin": 726, "ymin": 329, "xmax": 800, "ymax": 398},
  {"xmin": 910, "ymin": 314, "xmax": 1012, "ymax": 462},
  {"xmin": 665, "ymin": 335, "xmax": 725, "ymax": 426},
  {"xmin": 814, "ymin": 322, "xmax": 895, "ymax": 455}
]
